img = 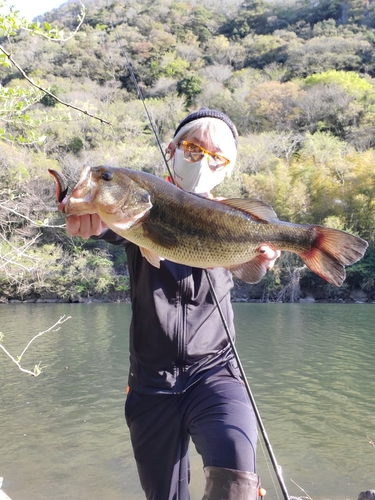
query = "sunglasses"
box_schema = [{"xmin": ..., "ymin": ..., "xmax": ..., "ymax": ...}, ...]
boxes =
[{"xmin": 178, "ymin": 141, "xmax": 230, "ymax": 171}]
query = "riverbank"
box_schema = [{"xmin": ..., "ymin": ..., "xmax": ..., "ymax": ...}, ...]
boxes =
[
  {"xmin": 230, "ymin": 280, "xmax": 374, "ymax": 304},
  {"xmin": 1, "ymin": 295, "xmax": 374, "ymax": 304},
  {"xmin": 0, "ymin": 274, "xmax": 374, "ymax": 305},
  {"xmin": 1, "ymin": 288, "xmax": 374, "ymax": 304}
]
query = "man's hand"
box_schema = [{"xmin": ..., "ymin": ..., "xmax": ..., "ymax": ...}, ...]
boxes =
[
  {"xmin": 258, "ymin": 246, "xmax": 281, "ymax": 270},
  {"xmin": 65, "ymin": 213, "xmax": 107, "ymax": 239},
  {"xmin": 58, "ymin": 200, "xmax": 107, "ymax": 240}
]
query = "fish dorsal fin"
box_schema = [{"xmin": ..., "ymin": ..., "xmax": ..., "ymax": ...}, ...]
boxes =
[
  {"xmin": 218, "ymin": 198, "xmax": 278, "ymax": 221},
  {"xmin": 139, "ymin": 247, "xmax": 165, "ymax": 268}
]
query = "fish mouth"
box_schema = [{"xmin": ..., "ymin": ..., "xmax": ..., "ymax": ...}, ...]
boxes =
[
  {"xmin": 48, "ymin": 166, "xmax": 97, "ymax": 215},
  {"xmin": 64, "ymin": 166, "xmax": 99, "ymax": 215}
]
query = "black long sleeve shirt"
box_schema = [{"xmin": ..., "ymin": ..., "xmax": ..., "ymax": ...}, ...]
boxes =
[{"xmin": 101, "ymin": 230, "xmax": 236, "ymax": 394}]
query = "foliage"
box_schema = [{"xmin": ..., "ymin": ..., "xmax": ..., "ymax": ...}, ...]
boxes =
[
  {"xmin": 177, "ymin": 75, "xmax": 203, "ymax": 106},
  {"xmin": 304, "ymin": 70, "xmax": 374, "ymax": 97},
  {"xmin": 0, "ymin": 0, "xmax": 374, "ymax": 301},
  {"xmin": 0, "ymin": 240, "xmax": 129, "ymax": 301},
  {"xmin": 0, "ymin": 1, "xmax": 86, "ymax": 143},
  {"xmin": 0, "ymin": 84, "xmax": 47, "ymax": 143}
]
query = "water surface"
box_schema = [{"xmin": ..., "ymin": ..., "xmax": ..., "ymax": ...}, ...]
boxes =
[{"xmin": 0, "ymin": 303, "xmax": 374, "ymax": 499}]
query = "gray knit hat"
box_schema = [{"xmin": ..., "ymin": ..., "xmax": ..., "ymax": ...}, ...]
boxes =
[{"xmin": 174, "ymin": 107, "xmax": 239, "ymax": 148}]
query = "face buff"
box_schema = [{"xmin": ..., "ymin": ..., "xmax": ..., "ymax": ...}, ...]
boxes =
[{"xmin": 172, "ymin": 149, "xmax": 227, "ymax": 196}]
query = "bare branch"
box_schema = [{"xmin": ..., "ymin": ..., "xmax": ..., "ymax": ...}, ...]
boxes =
[
  {"xmin": 21, "ymin": 1, "xmax": 86, "ymax": 42},
  {"xmin": 0, "ymin": 202, "xmax": 66, "ymax": 228},
  {"xmin": 367, "ymin": 435, "xmax": 375, "ymax": 449},
  {"xmin": 0, "ymin": 44, "xmax": 111, "ymax": 126},
  {"xmin": 0, "ymin": 232, "xmax": 42, "ymax": 270},
  {"xmin": 290, "ymin": 479, "xmax": 313, "ymax": 500},
  {"xmin": 0, "ymin": 315, "xmax": 71, "ymax": 376}
]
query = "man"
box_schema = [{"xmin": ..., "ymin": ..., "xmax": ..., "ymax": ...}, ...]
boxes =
[{"xmin": 62, "ymin": 108, "xmax": 278, "ymax": 500}]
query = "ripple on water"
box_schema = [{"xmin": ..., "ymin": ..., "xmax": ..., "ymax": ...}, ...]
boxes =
[{"xmin": 1, "ymin": 302, "xmax": 374, "ymax": 500}]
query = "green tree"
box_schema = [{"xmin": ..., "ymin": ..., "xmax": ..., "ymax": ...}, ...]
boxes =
[
  {"xmin": 177, "ymin": 74, "xmax": 203, "ymax": 107},
  {"xmin": 222, "ymin": 0, "xmax": 269, "ymax": 38},
  {"xmin": 304, "ymin": 70, "xmax": 374, "ymax": 97}
]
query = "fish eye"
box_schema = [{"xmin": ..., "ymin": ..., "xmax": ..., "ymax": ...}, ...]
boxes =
[{"xmin": 101, "ymin": 171, "xmax": 113, "ymax": 181}]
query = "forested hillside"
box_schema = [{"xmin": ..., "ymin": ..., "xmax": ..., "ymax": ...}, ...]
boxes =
[{"xmin": 0, "ymin": 0, "xmax": 374, "ymax": 303}]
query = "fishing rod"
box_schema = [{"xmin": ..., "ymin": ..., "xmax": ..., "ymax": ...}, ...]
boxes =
[
  {"xmin": 205, "ymin": 272, "xmax": 290, "ymax": 499},
  {"xmin": 114, "ymin": 25, "xmax": 290, "ymax": 500},
  {"xmin": 114, "ymin": 30, "xmax": 170, "ymax": 174}
]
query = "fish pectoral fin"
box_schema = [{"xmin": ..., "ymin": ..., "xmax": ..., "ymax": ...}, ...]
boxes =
[
  {"xmin": 227, "ymin": 255, "xmax": 269, "ymax": 284},
  {"xmin": 139, "ymin": 247, "xmax": 164, "ymax": 268},
  {"xmin": 219, "ymin": 198, "xmax": 278, "ymax": 221},
  {"xmin": 109, "ymin": 207, "xmax": 151, "ymax": 231}
]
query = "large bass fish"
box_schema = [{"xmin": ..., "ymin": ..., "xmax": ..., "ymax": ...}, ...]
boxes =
[{"xmin": 49, "ymin": 165, "xmax": 368, "ymax": 287}]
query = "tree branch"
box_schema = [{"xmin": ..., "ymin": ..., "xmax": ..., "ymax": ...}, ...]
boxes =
[
  {"xmin": 368, "ymin": 435, "xmax": 375, "ymax": 449},
  {"xmin": 0, "ymin": 232, "xmax": 41, "ymax": 271},
  {"xmin": 0, "ymin": 315, "xmax": 71, "ymax": 376},
  {"xmin": 290, "ymin": 479, "xmax": 313, "ymax": 500},
  {"xmin": 0, "ymin": 44, "xmax": 111, "ymax": 126},
  {"xmin": 21, "ymin": 1, "xmax": 86, "ymax": 42},
  {"xmin": 0, "ymin": 202, "xmax": 66, "ymax": 228}
]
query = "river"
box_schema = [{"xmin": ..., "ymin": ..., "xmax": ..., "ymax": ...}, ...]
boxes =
[{"xmin": 0, "ymin": 303, "xmax": 374, "ymax": 500}]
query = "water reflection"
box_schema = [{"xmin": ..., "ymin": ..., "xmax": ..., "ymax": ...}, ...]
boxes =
[{"xmin": 0, "ymin": 303, "xmax": 374, "ymax": 500}]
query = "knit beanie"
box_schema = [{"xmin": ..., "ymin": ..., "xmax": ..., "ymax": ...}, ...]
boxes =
[{"xmin": 174, "ymin": 107, "xmax": 239, "ymax": 148}]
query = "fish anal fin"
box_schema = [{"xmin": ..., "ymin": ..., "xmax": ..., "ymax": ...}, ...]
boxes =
[
  {"xmin": 300, "ymin": 250, "xmax": 344, "ymax": 287},
  {"xmin": 227, "ymin": 255, "xmax": 269, "ymax": 284},
  {"xmin": 139, "ymin": 247, "xmax": 164, "ymax": 268},
  {"xmin": 218, "ymin": 198, "xmax": 278, "ymax": 221}
]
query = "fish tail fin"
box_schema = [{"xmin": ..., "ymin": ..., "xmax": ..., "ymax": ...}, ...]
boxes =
[{"xmin": 300, "ymin": 226, "xmax": 368, "ymax": 287}]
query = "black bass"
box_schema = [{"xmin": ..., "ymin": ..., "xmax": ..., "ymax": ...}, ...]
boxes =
[{"xmin": 49, "ymin": 166, "xmax": 368, "ymax": 286}]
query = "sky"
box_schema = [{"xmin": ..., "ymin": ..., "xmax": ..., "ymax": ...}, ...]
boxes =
[{"xmin": 6, "ymin": 0, "xmax": 64, "ymax": 21}]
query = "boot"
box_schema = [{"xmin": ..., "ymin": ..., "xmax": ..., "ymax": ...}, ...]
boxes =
[{"xmin": 202, "ymin": 466, "xmax": 259, "ymax": 500}]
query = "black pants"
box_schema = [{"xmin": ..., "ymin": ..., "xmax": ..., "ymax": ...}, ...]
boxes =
[{"xmin": 125, "ymin": 364, "xmax": 258, "ymax": 500}]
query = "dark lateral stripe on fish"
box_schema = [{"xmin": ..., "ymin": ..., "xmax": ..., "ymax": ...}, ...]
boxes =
[
  {"xmin": 136, "ymin": 186, "xmax": 326, "ymax": 251},
  {"xmin": 149, "ymin": 198, "xmax": 278, "ymax": 244},
  {"xmin": 147, "ymin": 203, "xmax": 255, "ymax": 246}
]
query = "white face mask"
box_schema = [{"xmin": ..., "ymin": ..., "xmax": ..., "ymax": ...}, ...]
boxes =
[{"xmin": 172, "ymin": 149, "xmax": 227, "ymax": 196}]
